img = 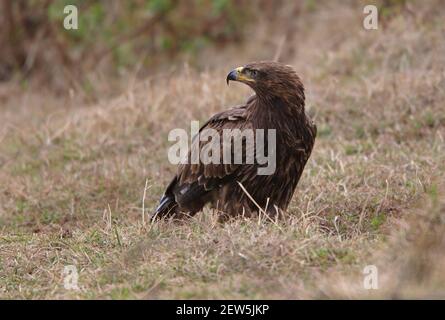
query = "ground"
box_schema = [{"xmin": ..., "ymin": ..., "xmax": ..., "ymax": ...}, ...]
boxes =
[{"xmin": 0, "ymin": 1, "xmax": 444, "ymax": 299}]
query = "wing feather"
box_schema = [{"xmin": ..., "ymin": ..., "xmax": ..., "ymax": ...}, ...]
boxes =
[{"xmin": 177, "ymin": 103, "xmax": 254, "ymax": 189}]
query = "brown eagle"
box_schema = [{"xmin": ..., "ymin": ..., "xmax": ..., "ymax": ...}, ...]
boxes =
[{"xmin": 153, "ymin": 61, "xmax": 316, "ymax": 219}]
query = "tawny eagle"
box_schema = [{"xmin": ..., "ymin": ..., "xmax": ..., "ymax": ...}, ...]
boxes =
[{"xmin": 154, "ymin": 61, "xmax": 316, "ymax": 219}]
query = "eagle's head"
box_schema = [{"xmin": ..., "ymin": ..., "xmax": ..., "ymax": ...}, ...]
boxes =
[{"xmin": 226, "ymin": 61, "xmax": 304, "ymax": 104}]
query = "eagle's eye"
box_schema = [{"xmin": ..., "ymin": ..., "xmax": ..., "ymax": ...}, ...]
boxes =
[
  {"xmin": 248, "ymin": 69, "xmax": 258, "ymax": 78},
  {"xmin": 244, "ymin": 68, "xmax": 258, "ymax": 78}
]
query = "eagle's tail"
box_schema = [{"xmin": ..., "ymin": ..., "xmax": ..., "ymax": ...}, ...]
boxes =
[{"xmin": 152, "ymin": 194, "xmax": 178, "ymax": 220}]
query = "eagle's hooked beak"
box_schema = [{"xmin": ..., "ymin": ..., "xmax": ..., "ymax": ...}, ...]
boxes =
[{"xmin": 226, "ymin": 67, "xmax": 249, "ymax": 85}]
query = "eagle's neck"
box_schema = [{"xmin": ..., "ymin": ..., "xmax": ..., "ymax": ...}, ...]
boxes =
[{"xmin": 248, "ymin": 92, "xmax": 306, "ymax": 129}]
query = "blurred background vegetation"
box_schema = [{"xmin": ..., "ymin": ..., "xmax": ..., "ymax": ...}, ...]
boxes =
[
  {"xmin": 1, "ymin": 0, "xmax": 408, "ymax": 90},
  {"xmin": 1, "ymin": 0, "xmax": 266, "ymax": 85}
]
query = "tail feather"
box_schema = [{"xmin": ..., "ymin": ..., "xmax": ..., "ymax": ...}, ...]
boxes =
[
  {"xmin": 153, "ymin": 176, "xmax": 210, "ymax": 220},
  {"xmin": 152, "ymin": 194, "xmax": 177, "ymax": 219}
]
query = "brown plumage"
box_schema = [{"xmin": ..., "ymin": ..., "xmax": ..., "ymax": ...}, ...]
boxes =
[{"xmin": 154, "ymin": 61, "xmax": 316, "ymax": 219}]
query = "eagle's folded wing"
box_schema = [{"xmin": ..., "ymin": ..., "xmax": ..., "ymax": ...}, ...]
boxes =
[{"xmin": 177, "ymin": 104, "xmax": 255, "ymax": 190}]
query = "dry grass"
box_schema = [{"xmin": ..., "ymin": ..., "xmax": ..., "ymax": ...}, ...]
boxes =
[{"xmin": 1, "ymin": 1, "xmax": 445, "ymax": 299}]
